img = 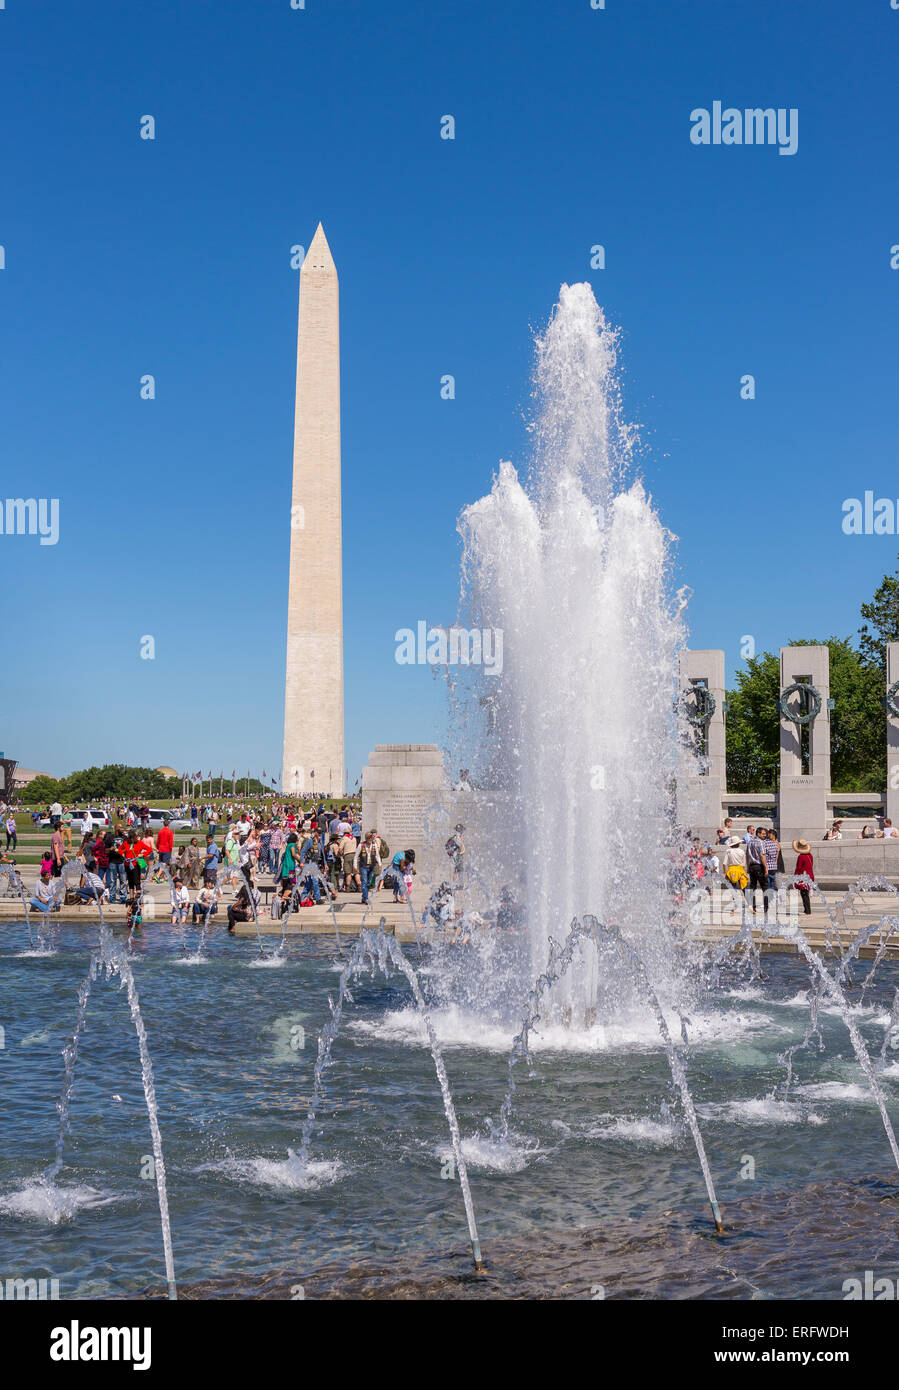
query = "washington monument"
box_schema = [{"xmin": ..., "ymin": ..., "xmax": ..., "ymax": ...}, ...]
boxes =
[{"xmin": 282, "ymin": 223, "xmax": 345, "ymax": 797}]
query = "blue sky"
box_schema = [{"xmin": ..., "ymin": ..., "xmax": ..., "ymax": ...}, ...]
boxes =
[{"xmin": 2, "ymin": 0, "xmax": 898, "ymax": 785}]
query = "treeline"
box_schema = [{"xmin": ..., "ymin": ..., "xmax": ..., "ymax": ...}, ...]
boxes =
[{"xmin": 21, "ymin": 765, "xmax": 272, "ymax": 804}]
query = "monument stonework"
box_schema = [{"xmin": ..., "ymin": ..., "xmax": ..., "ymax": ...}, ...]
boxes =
[
  {"xmin": 361, "ymin": 745, "xmax": 447, "ymax": 876},
  {"xmin": 282, "ymin": 224, "xmax": 345, "ymax": 798}
]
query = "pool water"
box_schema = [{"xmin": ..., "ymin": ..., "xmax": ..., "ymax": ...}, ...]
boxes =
[{"xmin": 2, "ymin": 919, "xmax": 899, "ymax": 1299}]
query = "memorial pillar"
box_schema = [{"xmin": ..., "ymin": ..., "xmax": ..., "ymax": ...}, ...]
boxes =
[
  {"xmin": 778, "ymin": 645, "xmax": 830, "ymax": 845},
  {"xmin": 886, "ymin": 642, "xmax": 899, "ymax": 829},
  {"xmin": 677, "ymin": 649, "xmax": 726, "ymax": 841}
]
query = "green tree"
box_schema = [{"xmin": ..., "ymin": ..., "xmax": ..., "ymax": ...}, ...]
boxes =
[
  {"xmin": 723, "ymin": 651, "xmax": 780, "ymax": 793},
  {"xmin": 726, "ymin": 639, "xmax": 883, "ymax": 793},
  {"xmin": 858, "ymin": 554, "xmax": 899, "ymax": 673},
  {"xmin": 22, "ymin": 775, "xmax": 63, "ymax": 803}
]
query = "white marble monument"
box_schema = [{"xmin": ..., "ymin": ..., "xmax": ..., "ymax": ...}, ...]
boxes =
[{"xmin": 282, "ymin": 224, "xmax": 345, "ymax": 798}]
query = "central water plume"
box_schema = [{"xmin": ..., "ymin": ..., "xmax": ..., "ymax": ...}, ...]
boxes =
[{"xmin": 450, "ymin": 282, "xmax": 690, "ymax": 1023}]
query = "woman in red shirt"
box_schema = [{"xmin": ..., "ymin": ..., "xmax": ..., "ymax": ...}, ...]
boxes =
[{"xmin": 791, "ymin": 838, "xmax": 815, "ymax": 915}]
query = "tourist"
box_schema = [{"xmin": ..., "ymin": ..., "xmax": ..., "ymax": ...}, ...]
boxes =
[
  {"xmin": 60, "ymin": 806, "xmax": 73, "ymax": 850},
  {"xmin": 388, "ymin": 851, "xmax": 408, "ymax": 903},
  {"xmin": 186, "ymin": 836, "xmax": 201, "ymax": 887},
  {"xmin": 204, "ymin": 834, "xmax": 220, "ymax": 886},
  {"xmin": 278, "ymin": 832, "xmax": 300, "ymax": 888},
  {"xmin": 722, "ymin": 835, "xmax": 748, "ymax": 898},
  {"xmin": 446, "ymin": 823, "xmax": 465, "ymax": 886},
  {"xmin": 170, "ymin": 876, "xmax": 190, "ymax": 926},
  {"xmin": 5, "ymin": 811, "xmax": 16, "ymax": 850},
  {"xmin": 227, "ymin": 870, "xmax": 261, "ymax": 933},
  {"xmin": 270, "ymin": 821, "xmax": 284, "ymax": 877},
  {"xmin": 51, "ymin": 822, "xmax": 65, "ymax": 878},
  {"xmin": 174, "ymin": 842, "xmax": 189, "ymax": 882},
  {"xmin": 157, "ymin": 818, "xmax": 174, "ymax": 869},
  {"xmin": 701, "ymin": 841, "xmax": 720, "ymax": 876},
  {"xmin": 238, "ymin": 830, "xmax": 256, "ymax": 882},
  {"xmin": 881, "ymin": 819, "xmax": 898, "ymax": 839},
  {"xmin": 105, "ymin": 827, "xmax": 127, "ymax": 903},
  {"xmin": 742, "ymin": 824, "xmax": 755, "ymax": 845},
  {"xmin": 39, "ymin": 847, "xmax": 54, "ymax": 877},
  {"xmin": 339, "ymin": 826, "xmax": 357, "ymax": 892},
  {"xmin": 716, "ymin": 818, "xmax": 733, "ymax": 845},
  {"xmin": 303, "ymin": 830, "xmax": 335, "ymax": 902},
  {"xmin": 823, "ymin": 819, "xmax": 843, "ymax": 841},
  {"xmin": 49, "ymin": 798, "xmax": 62, "ymax": 828},
  {"xmin": 762, "ymin": 828, "xmax": 782, "ymax": 915},
  {"xmin": 326, "ymin": 834, "xmax": 342, "ymax": 894},
  {"xmin": 745, "ymin": 827, "xmax": 768, "ymax": 914},
  {"xmin": 192, "ymin": 883, "xmax": 218, "ymax": 925},
  {"xmin": 859, "ymin": 823, "xmax": 876, "ymax": 839},
  {"xmin": 259, "ymin": 821, "xmax": 272, "ymax": 873},
  {"xmin": 224, "ymin": 825, "xmax": 240, "ymax": 868},
  {"xmin": 120, "ymin": 829, "xmax": 143, "ymax": 898},
  {"xmin": 91, "ymin": 828, "xmax": 110, "ymax": 888},
  {"xmin": 124, "ymin": 888, "xmax": 142, "ymax": 933},
  {"xmin": 792, "ymin": 838, "xmax": 815, "ymax": 915},
  {"xmin": 354, "ymin": 831, "xmax": 380, "ymax": 905},
  {"xmin": 30, "ymin": 870, "xmax": 55, "ymax": 914},
  {"xmin": 74, "ymin": 860, "xmax": 109, "ymax": 904}
]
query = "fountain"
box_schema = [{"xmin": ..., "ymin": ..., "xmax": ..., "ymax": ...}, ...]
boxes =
[
  {"xmin": 447, "ymin": 282, "xmax": 689, "ymax": 1033},
  {"xmin": 7, "ymin": 283, "xmax": 899, "ymax": 1300}
]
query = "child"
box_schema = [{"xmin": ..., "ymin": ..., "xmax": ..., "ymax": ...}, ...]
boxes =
[
  {"xmin": 125, "ymin": 889, "xmax": 142, "ymax": 933},
  {"xmin": 170, "ymin": 876, "xmax": 190, "ymax": 926},
  {"xmin": 40, "ymin": 848, "xmax": 54, "ymax": 877}
]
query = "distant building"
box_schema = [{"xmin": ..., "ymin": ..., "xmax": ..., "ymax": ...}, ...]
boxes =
[{"xmin": 11, "ymin": 766, "xmax": 51, "ymax": 788}]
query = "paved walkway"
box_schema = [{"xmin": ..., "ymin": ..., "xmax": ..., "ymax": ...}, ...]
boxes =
[{"xmin": 0, "ymin": 872, "xmax": 431, "ymax": 939}]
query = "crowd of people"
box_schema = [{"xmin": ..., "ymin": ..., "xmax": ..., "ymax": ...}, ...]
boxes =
[
  {"xmin": 12, "ymin": 799, "xmax": 430, "ymax": 933},
  {"xmin": 684, "ymin": 814, "xmax": 898, "ymax": 918}
]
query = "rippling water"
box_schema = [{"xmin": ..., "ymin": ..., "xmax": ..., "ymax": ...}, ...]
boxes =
[{"xmin": 3, "ymin": 921, "xmax": 899, "ymax": 1299}]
